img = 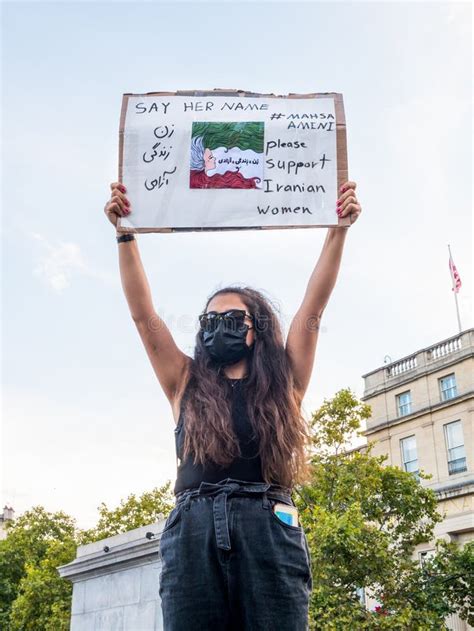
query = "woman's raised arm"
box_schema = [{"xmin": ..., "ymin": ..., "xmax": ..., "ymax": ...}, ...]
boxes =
[
  {"xmin": 104, "ymin": 182, "xmax": 191, "ymax": 404},
  {"xmin": 285, "ymin": 181, "xmax": 362, "ymax": 397}
]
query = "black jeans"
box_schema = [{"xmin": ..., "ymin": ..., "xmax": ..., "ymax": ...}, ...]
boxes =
[{"xmin": 158, "ymin": 478, "xmax": 312, "ymax": 630}]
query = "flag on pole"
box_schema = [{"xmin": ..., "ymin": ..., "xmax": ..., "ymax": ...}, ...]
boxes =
[{"xmin": 449, "ymin": 254, "xmax": 462, "ymax": 293}]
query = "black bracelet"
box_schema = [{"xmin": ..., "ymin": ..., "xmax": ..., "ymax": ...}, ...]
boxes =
[{"xmin": 116, "ymin": 234, "xmax": 136, "ymax": 244}]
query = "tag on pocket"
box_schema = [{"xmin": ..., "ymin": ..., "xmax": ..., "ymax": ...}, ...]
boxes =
[{"xmin": 273, "ymin": 502, "xmax": 299, "ymax": 527}]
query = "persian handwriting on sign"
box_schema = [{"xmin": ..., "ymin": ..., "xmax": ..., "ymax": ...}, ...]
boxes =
[
  {"xmin": 144, "ymin": 167, "xmax": 177, "ymax": 191},
  {"xmin": 143, "ymin": 125, "xmax": 177, "ymax": 191},
  {"xmin": 154, "ymin": 125, "xmax": 174, "ymax": 139},
  {"xmin": 218, "ymin": 156, "xmax": 260, "ymax": 167},
  {"xmin": 143, "ymin": 142, "xmax": 171, "ymax": 163}
]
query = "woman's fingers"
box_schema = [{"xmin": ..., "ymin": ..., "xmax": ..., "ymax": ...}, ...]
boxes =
[
  {"xmin": 104, "ymin": 183, "xmax": 132, "ymax": 227},
  {"xmin": 338, "ymin": 200, "xmax": 362, "ymax": 219},
  {"xmin": 339, "ymin": 180, "xmax": 357, "ymax": 192},
  {"xmin": 109, "ymin": 182, "xmax": 131, "ymax": 208},
  {"xmin": 336, "ymin": 181, "xmax": 362, "ymax": 222},
  {"xmin": 338, "ymin": 195, "xmax": 357, "ymax": 213},
  {"xmin": 110, "ymin": 181, "xmax": 127, "ymax": 194},
  {"xmin": 106, "ymin": 184, "xmax": 131, "ymax": 214},
  {"xmin": 341, "ymin": 201, "xmax": 360, "ymax": 216},
  {"xmin": 108, "ymin": 195, "xmax": 129, "ymax": 216},
  {"xmin": 110, "ymin": 182, "xmax": 130, "ymax": 207}
]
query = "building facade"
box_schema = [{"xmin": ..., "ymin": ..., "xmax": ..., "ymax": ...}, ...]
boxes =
[
  {"xmin": 361, "ymin": 328, "xmax": 473, "ymax": 630},
  {"xmin": 0, "ymin": 505, "xmax": 15, "ymax": 540}
]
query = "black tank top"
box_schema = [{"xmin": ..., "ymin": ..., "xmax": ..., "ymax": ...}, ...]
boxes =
[{"xmin": 173, "ymin": 377, "xmax": 265, "ymax": 495}]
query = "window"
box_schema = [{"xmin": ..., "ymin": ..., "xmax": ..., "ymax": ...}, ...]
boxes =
[
  {"xmin": 400, "ymin": 435, "xmax": 419, "ymax": 478},
  {"xmin": 419, "ymin": 549, "xmax": 436, "ymax": 567},
  {"xmin": 354, "ymin": 586, "xmax": 365, "ymax": 605},
  {"xmin": 444, "ymin": 420, "xmax": 467, "ymax": 475},
  {"xmin": 397, "ymin": 391, "xmax": 412, "ymax": 417},
  {"xmin": 439, "ymin": 374, "xmax": 457, "ymax": 401}
]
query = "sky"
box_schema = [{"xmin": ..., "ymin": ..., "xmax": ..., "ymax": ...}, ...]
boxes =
[{"xmin": 2, "ymin": 1, "xmax": 472, "ymax": 531}]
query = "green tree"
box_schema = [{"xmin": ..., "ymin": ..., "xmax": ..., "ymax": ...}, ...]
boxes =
[
  {"xmin": 77, "ymin": 480, "xmax": 175, "ymax": 544},
  {"xmin": 0, "ymin": 482, "xmax": 176, "ymax": 630},
  {"xmin": 292, "ymin": 388, "xmax": 473, "ymax": 630},
  {"xmin": 0, "ymin": 506, "xmax": 76, "ymax": 631},
  {"xmin": 418, "ymin": 538, "xmax": 474, "ymax": 624},
  {"xmin": 9, "ymin": 538, "xmax": 75, "ymax": 631}
]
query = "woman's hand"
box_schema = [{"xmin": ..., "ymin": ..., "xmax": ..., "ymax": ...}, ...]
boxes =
[
  {"xmin": 104, "ymin": 182, "xmax": 132, "ymax": 228},
  {"xmin": 336, "ymin": 180, "xmax": 362, "ymax": 225}
]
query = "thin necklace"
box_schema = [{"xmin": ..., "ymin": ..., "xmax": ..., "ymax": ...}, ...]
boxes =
[{"xmin": 227, "ymin": 375, "xmax": 248, "ymax": 388}]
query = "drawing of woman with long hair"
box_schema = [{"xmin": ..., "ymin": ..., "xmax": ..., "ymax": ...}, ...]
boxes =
[{"xmin": 189, "ymin": 122, "xmax": 263, "ymax": 189}]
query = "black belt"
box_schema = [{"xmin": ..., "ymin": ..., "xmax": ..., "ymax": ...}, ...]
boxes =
[{"xmin": 175, "ymin": 477, "xmax": 294, "ymax": 550}]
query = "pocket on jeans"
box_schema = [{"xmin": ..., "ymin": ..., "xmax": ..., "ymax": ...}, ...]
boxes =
[
  {"xmin": 269, "ymin": 498, "xmax": 303, "ymax": 532},
  {"xmin": 161, "ymin": 503, "xmax": 183, "ymax": 536}
]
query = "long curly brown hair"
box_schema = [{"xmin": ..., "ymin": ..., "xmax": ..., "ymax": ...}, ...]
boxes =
[{"xmin": 178, "ymin": 285, "xmax": 313, "ymax": 489}]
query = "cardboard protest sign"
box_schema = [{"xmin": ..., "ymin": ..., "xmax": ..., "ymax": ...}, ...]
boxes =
[{"xmin": 117, "ymin": 89, "xmax": 349, "ymax": 233}]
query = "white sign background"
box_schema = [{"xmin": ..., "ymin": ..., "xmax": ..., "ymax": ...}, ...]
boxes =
[{"xmin": 119, "ymin": 94, "xmax": 345, "ymax": 232}]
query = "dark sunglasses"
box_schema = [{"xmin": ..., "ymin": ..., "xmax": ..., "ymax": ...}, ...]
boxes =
[{"xmin": 198, "ymin": 309, "xmax": 254, "ymax": 333}]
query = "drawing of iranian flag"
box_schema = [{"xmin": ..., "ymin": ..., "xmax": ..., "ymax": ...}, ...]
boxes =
[{"xmin": 190, "ymin": 121, "xmax": 264, "ymax": 189}]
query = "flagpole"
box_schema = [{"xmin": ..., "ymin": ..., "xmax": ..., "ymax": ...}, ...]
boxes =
[{"xmin": 447, "ymin": 244, "xmax": 462, "ymax": 333}]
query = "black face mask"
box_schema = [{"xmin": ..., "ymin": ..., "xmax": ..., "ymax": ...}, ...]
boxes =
[{"xmin": 202, "ymin": 318, "xmax": 254, "ymax": 366}]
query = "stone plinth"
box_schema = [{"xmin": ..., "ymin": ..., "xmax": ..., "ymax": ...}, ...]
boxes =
[{"xmin": 57, "ymin": 520, "xmax": 165, "ymax": 631}]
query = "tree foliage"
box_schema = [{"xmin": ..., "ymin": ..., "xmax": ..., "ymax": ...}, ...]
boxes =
[
  {"xmin": 77, "ymin": 481, "xmax": 175, "ymax": 545},
  {"xmin": 0, "ymin": 507, "xmax": 76, "ymax": 631},
  {"xmin": 1, "ymin": 393, "xmax": 472, "ymax": 630},
  {"xmin": 292, "ymin": 388, "xmax": 473, "ymax": 630},
  {"xmin": 0, "ymin": 482, "xmax": 175, "ymax": 630}
]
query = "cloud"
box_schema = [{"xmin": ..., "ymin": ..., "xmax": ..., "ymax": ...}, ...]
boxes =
[{"xmin": 30, "ymin": 232, "xmax": 119, "ymax": 292}]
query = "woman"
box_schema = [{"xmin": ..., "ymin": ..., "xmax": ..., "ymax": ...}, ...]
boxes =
[{"xmin": 104, "ymin": 181, "xmax": 362, "ymax": 630}]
